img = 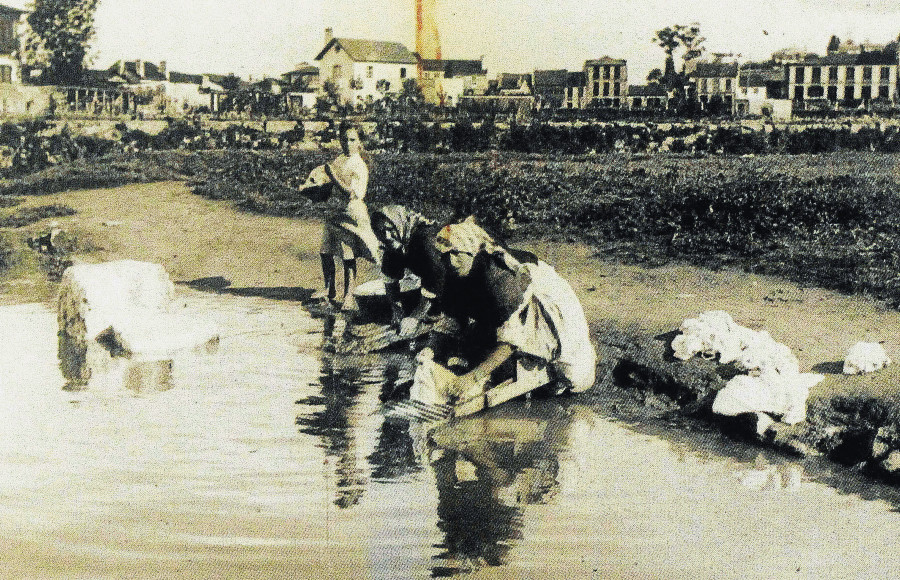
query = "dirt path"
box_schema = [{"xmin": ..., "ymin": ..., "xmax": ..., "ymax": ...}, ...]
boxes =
[{"xmin": 4, "ymin": 180, "xmax": 900, "ymax": 413}]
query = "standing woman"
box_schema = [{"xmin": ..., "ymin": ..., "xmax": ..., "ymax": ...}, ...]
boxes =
[{"xmin": 300, "ymin": 121, "xmax": 381, "ymax": 311}]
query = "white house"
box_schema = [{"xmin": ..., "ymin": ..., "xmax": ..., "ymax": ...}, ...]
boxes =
[
  {"xmin": 314, "ymin": 28, "xmax": 418, "ymax": 106},
  {"xmin": 418, "ymin": 58, "xmax": 487, "ymax": 106}
]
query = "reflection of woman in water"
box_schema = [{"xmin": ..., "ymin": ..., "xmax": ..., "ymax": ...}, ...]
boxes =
[
  {"xmin": 299, "ymin": 121, "xmax": 381, "ymax": 311},
  {"xmin": 426, "ymin": 404, "xmax": 576, "ymax": 573}
]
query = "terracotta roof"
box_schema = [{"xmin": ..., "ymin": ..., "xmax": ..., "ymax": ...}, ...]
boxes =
[
  {"xmin": 499, "ymin": 73, "xmax": 532, "ymax": 91},
  {"xmin": 691, "ymin": 62, "xmax": 739, "ymax": 78},
  {"xmin": 533, "ymin": 69, "xmax": 569, "ymax": 88},
  {"xmin": 739, "ymin": 68, "xmax": 785, "ymax": 86},
  {"xmin": 806, "ymin": 51, "xmax": 898, "ymax": 66},
  {"xmin": 107, "ymin": 60, "xmax": 167, "ymax": 83},
  {"xmin": 0, "ymin": 3, "xmax": 25, "ymax": 16},
  {"xmin": 168, "ymin": 71, "xmax": 203, "ymax": 84},
  {"xmin": 419, "ymin": 59, "xmax": 485, "ymax": 77},
  {"xmin": 628, "ymin": 84, "xmax": 667, "ymax": 97},
  {"xmin": 568, "ymin": 71, "xmax": 585, "ymax": 85},
  {"xmin": 315, "ymin": 37, "xmax": 417, "ymax": 64}
]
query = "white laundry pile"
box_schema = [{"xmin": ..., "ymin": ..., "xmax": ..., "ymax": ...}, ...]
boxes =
[
  {"xmin": 843, "ymin": 342, "xmax": 892, "ymax": 375},
  {"xmin": 672, "ymin": 310, "xmax": 824, "ymax": 426}
]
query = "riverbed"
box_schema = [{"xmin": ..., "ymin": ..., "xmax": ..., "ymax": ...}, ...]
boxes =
[{"xmin": 2, "ymin": 290, "xmax": 900, "ymax": 579}]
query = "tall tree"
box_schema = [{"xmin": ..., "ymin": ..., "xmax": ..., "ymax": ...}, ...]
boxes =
[
  {"xmin": 675, "ymin": 23, "xmax": 706, "ymax": 67},
  {"xmin": 25, "ymin": 0, "xmax": 100, "ymax": 84},
  {"xmin": 827, "ymin": 35, "xmax": 841, "ymax": 53},
  {"xmin": 653, "ymin": 26, "xmax": 680, "ymax": 80}
]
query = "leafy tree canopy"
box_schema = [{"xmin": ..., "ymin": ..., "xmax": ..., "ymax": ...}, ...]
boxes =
[{"xmin": 24, "ymin": 0, "xmax": 100, "ymax": 84}]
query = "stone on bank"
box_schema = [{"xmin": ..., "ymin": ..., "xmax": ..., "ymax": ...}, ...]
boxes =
[{"xmin": 57, "ymin": 259, "xmax": 218, "ymax": 390}]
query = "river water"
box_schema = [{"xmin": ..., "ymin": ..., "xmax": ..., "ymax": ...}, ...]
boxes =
[{"xmin": 2, "ymin": 290, "xmax": 900, "ymax": 579}]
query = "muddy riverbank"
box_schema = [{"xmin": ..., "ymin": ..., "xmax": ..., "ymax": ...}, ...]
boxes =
[{"xmin": 4, "ymin": 181, "xmax": 900, "ymax": 481}]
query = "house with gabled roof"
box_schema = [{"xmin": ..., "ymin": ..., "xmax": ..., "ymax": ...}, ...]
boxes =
[
  {"xmin": 314, "ymin": 28, "xmax": 417, "ymax": 106},
  {"xmin": 533, "ymin": 70, "xmax": 568, "ymax": 108},
  {"xmin": 627, "ymin": 84, "xmax": 667, "ymax": 110},
  {"xmin": 418, "ymin": 58, "xmax": 487, "ymax": 105}
]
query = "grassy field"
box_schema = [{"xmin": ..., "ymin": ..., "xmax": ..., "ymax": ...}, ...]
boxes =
[
  {"xmin": 182, "ymin": 149, "xmax": 900, "ymax": 308},
  {"xmin": 3, "ymin": 148, "xmax": 900, "ymax": 310}
]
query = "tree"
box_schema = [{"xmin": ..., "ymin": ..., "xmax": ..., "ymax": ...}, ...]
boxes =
[
  {"xmin": 652, "ymin": 23, "xmax": 706, "ymax": 110},
  {"xmin": 24, "ymin": 0, "xmax": 100, "ymax": 84},
  {"xmin": 647, "ymin": 68, "xmax": 664, "ymax": 85},
  {"xmin": 653, "ymin": 26, "xmax": 680, "ymax": 80},
  {"xmin": 827, "ymin": 35, "xmax": 841, "ymax": 53},
  {"xmin": 676, "ymin": 23, "xmax": 706, "ymax": 65}
]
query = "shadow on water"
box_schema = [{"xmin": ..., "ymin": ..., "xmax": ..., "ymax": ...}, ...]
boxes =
[{"xmin": 179, "ymin": 276, "xmax": 316, "ymax": 302}]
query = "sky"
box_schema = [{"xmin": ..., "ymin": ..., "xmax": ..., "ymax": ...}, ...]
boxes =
[{"xmin": 14, "ymin": 0, "xmax": 900, "ymax": 83}]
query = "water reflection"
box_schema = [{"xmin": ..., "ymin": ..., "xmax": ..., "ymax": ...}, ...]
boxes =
[
  {"xmin": 297, "ymin": 311, "xmax": 417, "ymax": 508},
  {"xmin": 426, "ymin": 402, "xmax": 575, "ymax": 574},
  {"xmin": 58, "ymin": 332, "xmax": 175, "ymax": 393}
]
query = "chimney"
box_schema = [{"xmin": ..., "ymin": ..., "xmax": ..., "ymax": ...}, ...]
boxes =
[
  {"xmin": 136, "ymin": 59, "xmax": 143, "ymax": 78},
  {"xmin": 325, "ymin": 27, "xmax": 333, "ymax": 45},
  {"xmin": 159, "ymin": 60, "xmax": 167, "ymax": 80}
]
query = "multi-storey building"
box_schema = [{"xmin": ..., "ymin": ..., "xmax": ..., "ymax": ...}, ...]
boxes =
[
  {"xmin": 786, "ymin": 52, "xmax": 898, "ymax": 107},
  {"xmin": 582, "ymin": 57, "xmax": 627, "ymax": 108},
  {"xmin": 689, "ymin": 61, "xmax": 739, "ymax": 113},
  {"xmin": 418, "ymin": 58, "xmax": 487, "ymax": 106}
]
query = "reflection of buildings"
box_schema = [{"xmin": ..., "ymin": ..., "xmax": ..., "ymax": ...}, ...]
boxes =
[{"xmin": 426, "ymin": 404, "xmax": 575, "ymax": 574}]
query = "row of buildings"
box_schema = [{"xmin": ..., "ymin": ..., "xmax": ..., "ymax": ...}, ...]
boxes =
[
  {"xmin": 311, "ymin": 27, "xmax": 900, "ymax": 119},
  {"xmin": 0, "ymin": 2, "xmax": 896, "ymax": 119}
]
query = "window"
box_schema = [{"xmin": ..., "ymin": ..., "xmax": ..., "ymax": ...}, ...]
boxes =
[
  {"xmin": 366, "ymin": 66, "xmax": 373, "ymax": 78},
  {"xmin": 725, "ymin": 78, "xmax": 732, "ymax": 92},
  {"xmin": 331, "ymin": 65, "xmax": 342, "ymax": 81},
  {"xmin": 808, "ymin": 85, "xmax": 824, "ymax": 98},
  {"xmin": 846, "ymin": 67, "xmax": 855, "ymax": 81},
  {"xmin": 400, "ymin": 68, "xmax": 407, "ymax": 78},
  {"xmin": 811, "ymin": 67, "xmax": 821, "ymax": 83},
  {"xmin": 0, "ymin": 65, "xmax": 10, "ymax": 84},
  {"xmin": 593, "ymin": 82, "xmax": 599, "ymax": 97},
  {"xmin": 794, "ymin": 67, "xmax": 804, "ymax": 83},
  {"xmin": 844, "ymin": 86, "xmax": 854, "ymax": 100},
  {"xmin": 613, "ymin": 82, "xmax": 620, "ymax": 96},
  {"xmin": 861, "ymin": 86, "xmax": 872, "ymax": 100},
  {"xmin": 879, "ymin": 85, "xmax": 889, "ymax": 99},
  {"xmin": 593, "ymin": 65, "xmax": 600, "ymax": 80},
  {"xmin": 700, "ymin": 78, "xmax": 707, "ymax": 93},
  {"xmin": 828, "ymin": 67, "xmax": 838, "ymax": 82},
  {"xmin": 794, "ymin": 86, "xmax": 804, "ymax": 100},
  {"xmin": 602, "ymin": 82, "xmax": 609, "ymax": 96},
  {"xmin": 863, "ymin": 66, "xmax": 872, "ymax": 83},
  {"xmin": 881, "ymin": 67, "xmax": 891, "ymax": 84},
  {"xmin": 827, "ymin": 86, "xmax": 838, "ymax": 100},
  {"xmin": 613, "ymin": 66, "xmax": 621, "ymax": 80}
]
